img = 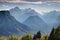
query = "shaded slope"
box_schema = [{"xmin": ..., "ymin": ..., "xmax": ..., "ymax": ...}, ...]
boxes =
[
  {"xmin": 0, "ymin": 11, "xmax": 31, "ymax": 36},
  {"xmin": 23, "ymin": 16, "xmax": 50, "ymax": 34}
]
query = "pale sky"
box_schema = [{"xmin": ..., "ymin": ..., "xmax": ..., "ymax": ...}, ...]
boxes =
[
  {"xmin": 0, "ymin": 0, "xmax": 60, "ymax": 15},
  {"xmin": 0, "ymin": 0, "xmax": 60, "ymax": 2}
]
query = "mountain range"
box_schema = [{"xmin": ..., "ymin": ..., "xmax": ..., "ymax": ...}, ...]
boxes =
[
  {"xmin": 42, "ymin": 10, "xmax": 60, "ymax": 27},
  {"xmin": 23, "ymin": 15, "xmax": 51, "ymax": 34},
  {"xmin": 0, "ymin": 7, "xmax": 60, "ymax": 36},
  {"xmin": 0, "ymin": 10, "xmax": 31, "ymax": 36},
  {"xmin": 10, "ymin": 7, "xmax": 51, "ymax": 35},
  {"xmin": 10, "ymin": 7, "xmax": 39, "ymax": 23}
]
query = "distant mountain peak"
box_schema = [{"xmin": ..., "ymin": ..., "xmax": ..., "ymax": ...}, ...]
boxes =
[
  {"xmin": 24, "ymin": 8, "xmax": 38, "ymax": 16},
  {"xmin": 49, "ymin": 10, "xmax": 60, "ymax": 14},
  {"xmin": 14, "ymin": 7, "xmax": 19, "ymax": 9},
  {"xmin": 10, "ymin": 7, "xmax": 39, "ymax": 22},
  {"xmin": 10, "ymin": 7, "xmax": 21, "ymax": 11},
  {"xmin": 25, "ymin": 8, "xmax": 31, "ymax": 10},
  {"xmin": 25, "ymin": 8, "xmax": 36, "ymax": 13}
]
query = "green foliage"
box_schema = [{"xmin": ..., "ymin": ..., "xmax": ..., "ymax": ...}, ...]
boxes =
[
  {"xmin": 0, "ymin": 37, "xmax": 7, "ymax": 40},
  {"xmin": 8, "ymin": 35, "xmax": 20, "ymax": 40},
  {"xmin": 42, "ymin": 34, "xmax": 49, "ymax": 40},
  {"xmin": 21, "ymin": 34, "xmax": 33, "ymax": 40}
]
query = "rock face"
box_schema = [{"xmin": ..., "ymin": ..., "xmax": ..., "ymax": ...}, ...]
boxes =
[{"xmin": 0, "ymin": 10, "xmax": 31, "ymax": 36}]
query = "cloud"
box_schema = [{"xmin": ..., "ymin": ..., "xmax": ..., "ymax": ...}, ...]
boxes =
[
  {"xmin": 22, "ymin": 0, "xmax": 45, "ymax": 2},
  {"xmin": 0, "ymin": 5, "xmax": 9, "ymax": 10},
  {"xmin": 22, "ymin": 0, "xmax": 60, "ymax": 2},
  {"xmin": 0, "ymin": 0, "xmax": 60, "ymax": 4},
  {"xmin": 0, "ymin": 0, "xmax": 6, "ymax": 2},
  {"xmin": 6, "ymin": 0, "xmax": 21, "ymax": 2},
  {"xmin": 0, "ymin": 0, "xmax": 60, "ymax": 2},
  {"xmin": 0, "ymin": 0, "xmax": 21, "ymax": 2},
  {"xmin": 22, "ymin": 1, "xmax": 43, "ymax": 4},
  {"xmin": 6, "ymin": 0, "xmax": 43, "ymax": 5}
]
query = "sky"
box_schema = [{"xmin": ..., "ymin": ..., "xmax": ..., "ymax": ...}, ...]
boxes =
[
  {"xmin": 0, "ymin": 0, "xmax": 60, "ymax": 2},
  {"xmin": 0, "ymin": 0, "xmax": 60, "ymax": 15}
]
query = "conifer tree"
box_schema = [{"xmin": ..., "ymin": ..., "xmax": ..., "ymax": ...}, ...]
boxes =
[
  {"xmin": 48, "ymin": 27, "xmax": 55, "ymax": 40},
  {"xmin": 54, "ymin": 26, "xmax": 60, "ymax": 40},
  {"xmin": 36, "ymin": 31, "xmax": 41, "ymax": 38},
  {"xmin": 33, "ymin": 34, "xmax": 36, "ymax": 40}
]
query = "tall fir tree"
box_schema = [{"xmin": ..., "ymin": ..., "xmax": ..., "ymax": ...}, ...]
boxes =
[
  {"xmin": 48, "ymin": 27, "xmax": 55, "ymax": 40},
  {"xmin": 54, "ymin": 26, "xmax": 60, "ymax": 40},
  {"xmin": 36, "ymin": 31, "xmax": 41, "ymax": 38}
]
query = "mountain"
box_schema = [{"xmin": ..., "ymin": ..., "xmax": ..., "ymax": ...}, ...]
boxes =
[
  {"xmin": 0, "ymin": 10, "xmax": 31, "ymax": 36},
  {"xmin": 57, "ymin": 16, "xmax": 60, "ymax": 26},
  {"xmin": 10, "ymin": 7, "xmax": 52, "ymax": 35},
  {"xmin": 10, "ymin": 7, "xmax": 39, "ymax": 23},
  {"xmin": 10, "ymin": 7, "xmax": 22, "ymax": 15},
  {"xmin": 42, "ymin": 10, "xmax": 60, "ymax": 27},
  {"xmin": 23, "ymin": 15, "xmax": 51, "ymax": 34}
]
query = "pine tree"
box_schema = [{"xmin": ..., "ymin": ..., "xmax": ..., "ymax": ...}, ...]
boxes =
[
  {"xmin": 33, "ymin": 34, "xmax": 36, "ymax": 40},
  {"xmin": 48, "ymin": 27, "xmax": 55, "ymax": 40},
  {"xmin": 33, "ymin": 31, "xmax": 41, "ymax": 40},
  {"xmin": 54, "ymin": 26, "xmax": 60, "ymax": 40},
  {"xmin": 49, "ymin": 26, "xmax": 60, "ymax": 40},
  {"xmin": 36, "ymin": 31, "xmax": 41, "ymax": 38}
]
